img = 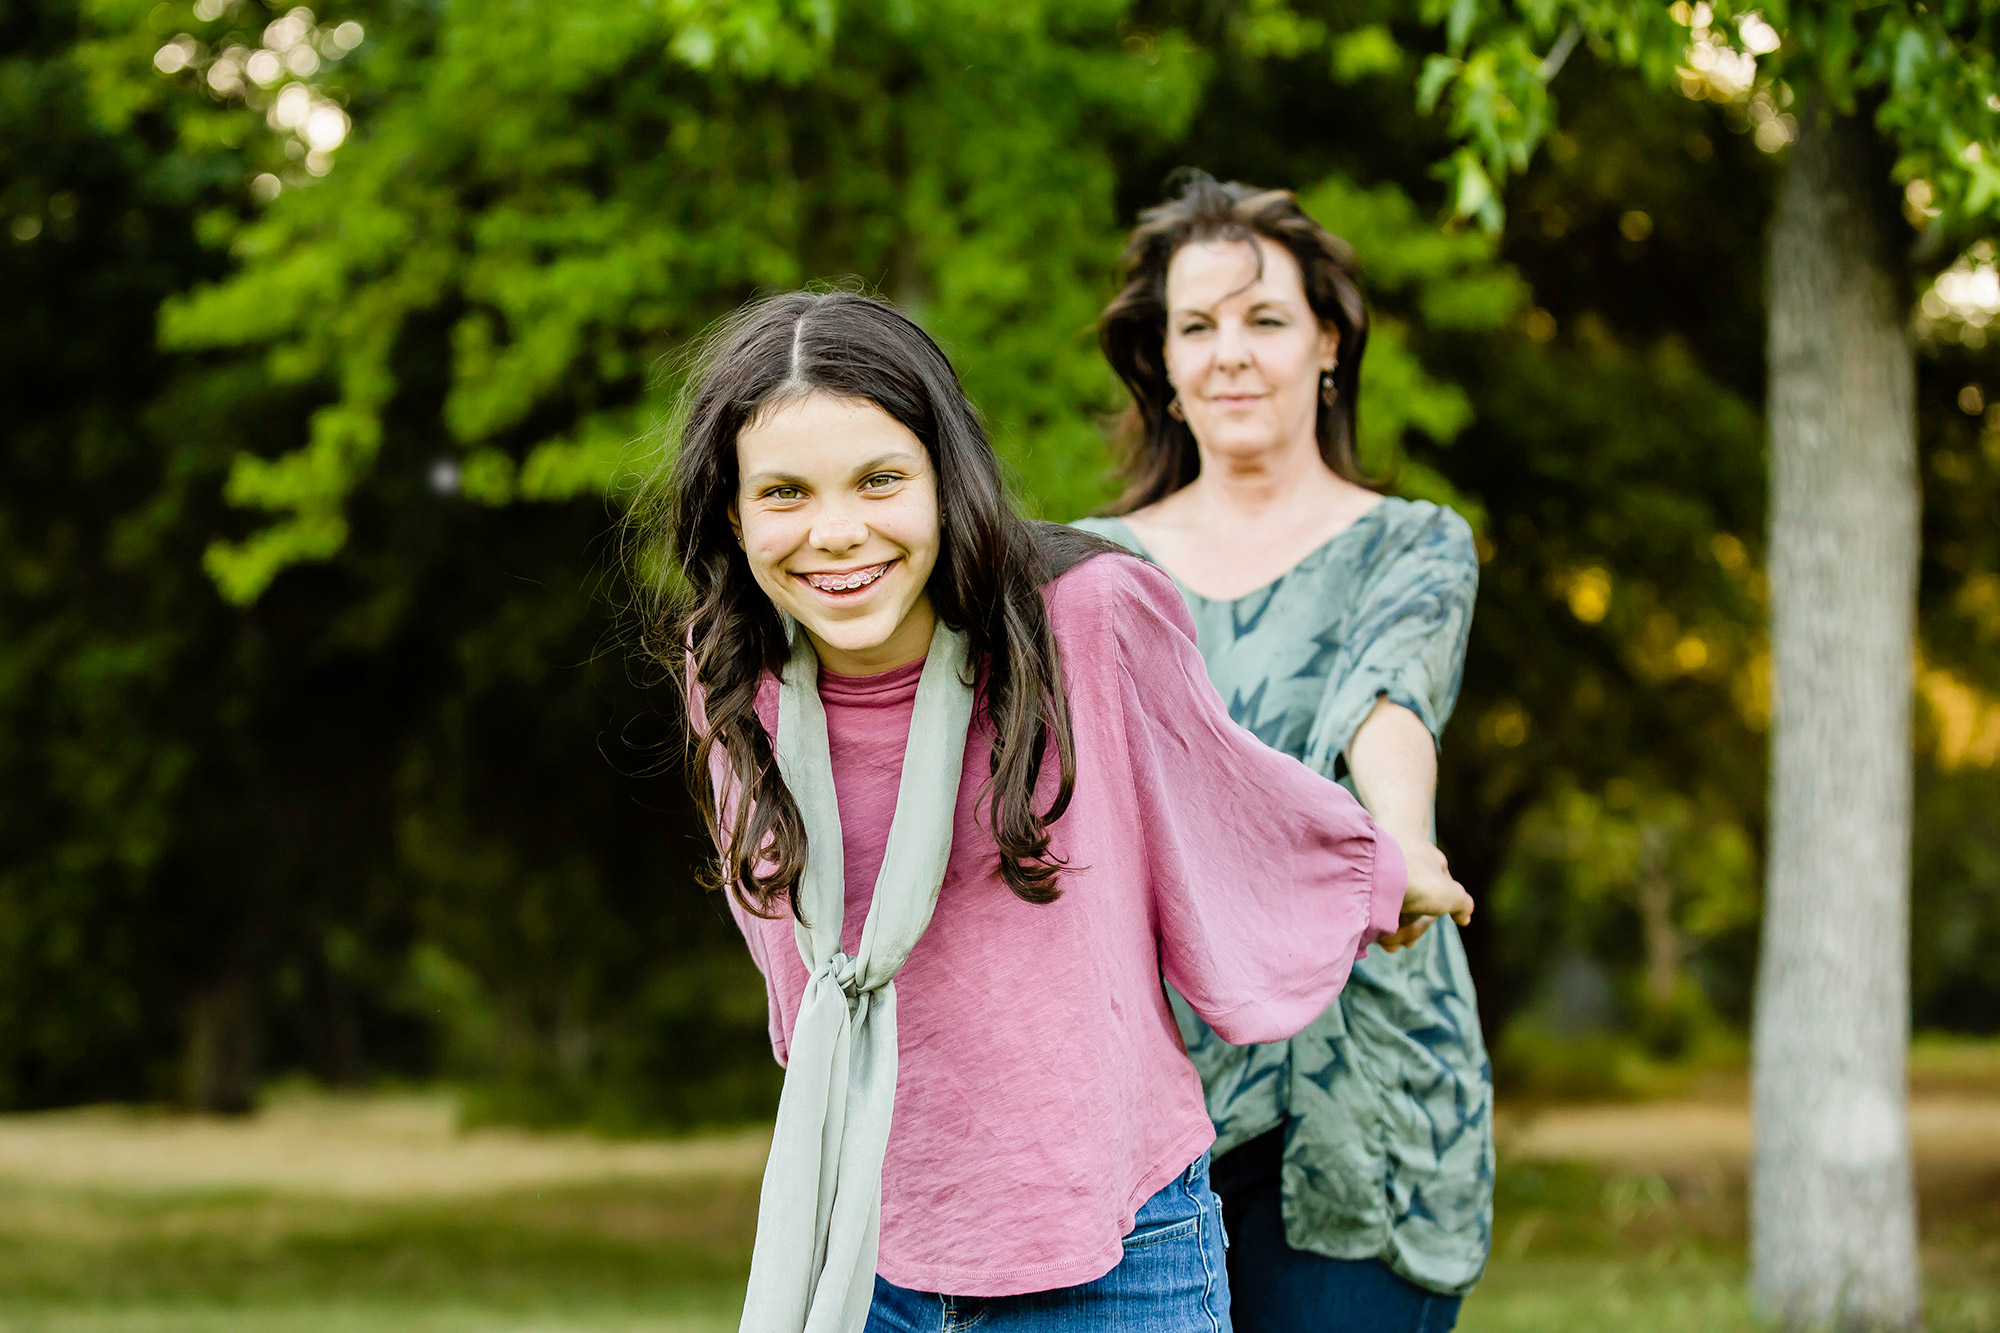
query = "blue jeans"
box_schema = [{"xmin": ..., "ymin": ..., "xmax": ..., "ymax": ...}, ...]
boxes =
[
  {"xmin": 865, "ymin": 1153, "xmax": 1230, "ymax": 1333},
  {"xmin": 1214, "ymin": 1128, "xmax": 1462, "ymax": 1333}
]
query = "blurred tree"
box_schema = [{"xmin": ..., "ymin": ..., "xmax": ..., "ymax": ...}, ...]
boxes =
[
  {"xmin": 1, "ymin": 0, "xmax": 751, "ymax": 1121},
  {"xmin": 139, "ymin": 0, "xmax": 1209, "ymax": 595},
  {"xmin": 42, "ymin": 0, "xmax": 1228, "ymax": 1121},
  {"xmin": 7, "ymin": 0, "xmax": 1998, "ymax": 1166},
  {"xmin": 1405, "ymin": 1, "xmax": 2000, "ymax": 1325},
  {"xmin": 127, "ymin": 0, "xmax": 1554, "ymax": 1107},
  {"xmin": 0, "ymin": 0, "xmax": 229, "ymax": 1108},
  {"xmin": 1121, "ymin": 0, "xmax": 1776, "ymax": 1046},
  {"xmin": 1499, "ymin": 782, "xmax": 1756, "ymax": 1048}
]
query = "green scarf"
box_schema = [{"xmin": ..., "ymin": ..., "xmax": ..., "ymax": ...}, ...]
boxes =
[{"xmin": 738, "ymin": 617, "xmax": 975, "ymax": 1333}]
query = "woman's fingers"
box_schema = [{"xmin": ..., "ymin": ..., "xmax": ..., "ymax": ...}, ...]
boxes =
[
  {"xmin": 1384, "ymin": 830, "xmax": 1475, "ymax": 931},
  {"xmin": 1446, "ymin": 878, "xmax": 1474, "ymax": 926}
]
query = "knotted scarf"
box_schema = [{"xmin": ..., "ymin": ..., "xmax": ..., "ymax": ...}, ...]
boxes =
[{"xmin": 738, "ymin": 618, "xmax": 975, "ymax": 1333}]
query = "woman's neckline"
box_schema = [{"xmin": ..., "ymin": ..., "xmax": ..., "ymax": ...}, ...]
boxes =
[{"xmin": 1108, "ymin": 498, "xmax": 1395, "ymax": 605}]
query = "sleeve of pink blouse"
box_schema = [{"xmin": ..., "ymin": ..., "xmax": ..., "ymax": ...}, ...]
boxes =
[
  {"xmin": 1067, "ymin": 555, "xmax": 1405, "ymax": 1046},
  {"xmin": 725, "ymin": 890, "xmax": 793, "ymax": 1068},
  {"xmin": 689, "ymin": 671, "xmax": 797, "ymax": 1069}
]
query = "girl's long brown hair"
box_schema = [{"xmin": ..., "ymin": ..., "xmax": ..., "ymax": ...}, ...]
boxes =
[
  {"xmin": 1099, "ymin": 169, "xmax": 1378, "ymax": 513},
  {"xmin": 631, "ymin": 290, "xmax": 1117, "ymax": 919}
]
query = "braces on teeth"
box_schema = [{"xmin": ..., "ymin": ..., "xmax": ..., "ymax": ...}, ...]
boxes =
[{"xmin": 810, "ymin": 566, "xmax": 886, "ymax": 591}]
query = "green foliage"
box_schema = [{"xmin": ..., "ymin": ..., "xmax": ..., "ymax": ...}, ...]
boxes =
[
  {"xmin": 1299, "ymin": 172, "xmax": 1527, "ymax": 516},
  {"xmin": 12, "ymin": 0, "xmax": 2000, "ymax": 1127},
  {"xmin": 138, "ymin": 0, "xmax": 1207, "ymax": 598},
  {"xmin": 1496, "ymin": 781, "xmax": 1756, "ymax": 1058},
  {"xmin": 0, "ymin": 0, "xmax": 246, "ymax": 1104},
  {"xmin": 1407, "ymin": 0, "xmax": 2000, "ymax": 233},
  {"xmin": 18, "ymin": 0, "xmax": 1572, "ymax": 1121}
]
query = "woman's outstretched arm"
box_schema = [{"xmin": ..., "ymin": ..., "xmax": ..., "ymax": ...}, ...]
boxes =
[{"xmin": 1348, "ymin": 696, "xmax": 1472, "ymax": 950}]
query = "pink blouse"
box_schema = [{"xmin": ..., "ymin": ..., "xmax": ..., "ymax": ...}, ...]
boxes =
[{"xmin": 724, "ymin": 552, "xmax": 1404, "ymax": 1296}]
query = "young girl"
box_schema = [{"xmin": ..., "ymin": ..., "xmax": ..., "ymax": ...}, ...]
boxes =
[{"xmin": 634, "ymin": 289, "xmax": 1473, "ymax": 1333}]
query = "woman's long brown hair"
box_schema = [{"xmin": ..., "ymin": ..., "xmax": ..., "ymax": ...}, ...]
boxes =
[
  {"xmin": 630, "ymin": 290, "xmax": 1118, "ymax": 919},
  {"xmin": 1099, "ymin": 169, "xmax": 1379, "ymax": 513}
]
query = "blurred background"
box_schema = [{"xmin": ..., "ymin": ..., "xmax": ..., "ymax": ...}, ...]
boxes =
[{"xmin": 2, "ymin": 0, "xmax": 1997, "ymax": 1329}]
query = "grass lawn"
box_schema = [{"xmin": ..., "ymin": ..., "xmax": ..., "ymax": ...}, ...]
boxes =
[
  {"xmin": 0, "ymin": 1177, "xmax": 755, "ymax": 1332},
  {"xmin": 0, "ymin": 1081, "xmax": 1991, "ymax": 1332}
]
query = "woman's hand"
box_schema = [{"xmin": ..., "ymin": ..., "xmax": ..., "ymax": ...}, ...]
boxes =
[{"xmin": 1381, "ymin": 829, "xmax": 1473, "ymax": 952}]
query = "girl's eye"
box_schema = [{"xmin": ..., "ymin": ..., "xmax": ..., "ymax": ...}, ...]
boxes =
[
  {"xmin": 862, "ymin": 472, "xmax": 902, "ymax": 490},
  {"xmin": 765, "ymin": 485, "xmax": 805, "ymax": 502}
]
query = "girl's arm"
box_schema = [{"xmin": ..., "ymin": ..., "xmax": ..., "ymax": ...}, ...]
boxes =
[
  {"xmin": 690, "ymin": 669, "xmax": 800, "ymax": 1067},
  {"xmin": 1053, "ymin": 555, "xmax": 1420, "ymax": 1046}
]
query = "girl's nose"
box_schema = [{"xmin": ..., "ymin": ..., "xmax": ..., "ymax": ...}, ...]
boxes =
[{"xmin": 810, "ymin": 511, "xmax": 867, "ymax": 554}]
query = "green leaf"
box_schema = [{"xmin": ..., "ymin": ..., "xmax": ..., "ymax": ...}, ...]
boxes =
[
  {"xmin": 1452, "ymin": 149, "xmax": 1497, "ymax": 225},
  {"xmin": 1446, "ymin": 0, "xmax": 1478, "ymax": 55},
  {"xmin": 1331, "ymin": 25, "xmax": 1405, "ymax": 82},
  {"xmin": 1417, "ymin": 53, "xmax": 1461, "ymax": 113},
  {"xmin": 1892, "ymin": 26, "xmax": 1928, "ymax": 92}
]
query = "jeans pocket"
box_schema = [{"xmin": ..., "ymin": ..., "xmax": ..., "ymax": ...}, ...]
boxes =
[{"xmin": 1122, "ymin": 1212, "xmax": 1202, "ymax": 1250}]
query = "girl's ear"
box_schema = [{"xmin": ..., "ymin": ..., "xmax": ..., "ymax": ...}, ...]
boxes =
[{"xmin": 728, "ymin": 503, "xmax": 744, "ymax": 548}]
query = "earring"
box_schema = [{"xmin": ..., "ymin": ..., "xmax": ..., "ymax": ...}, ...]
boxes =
[
  {"xmin": 1167, "ymin": 396, "xmax": 1187, "ymax": 422},
  {"xmin": 1319, "ymin": 367, "xmax": 1338, "ymax": 408}
]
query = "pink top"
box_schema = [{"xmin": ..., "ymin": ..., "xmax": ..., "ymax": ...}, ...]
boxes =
[{"xmin": 723, "ymin": 553, "xmax": 1404, "ymax": 1297}]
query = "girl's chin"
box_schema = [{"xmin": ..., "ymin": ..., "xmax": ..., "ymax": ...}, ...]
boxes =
[
  {"xmin": 793, "ymin": 601, "xmax": 935, "ymax": 672},
  {"xmin": 792, "ymin": 605, "xmax": 895, "ymax": 647}
]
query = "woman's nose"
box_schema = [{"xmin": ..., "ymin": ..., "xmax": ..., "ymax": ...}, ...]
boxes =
[{"xmin": 1214, "ymin": 321, "xmax": 1251, "ymax": 369}]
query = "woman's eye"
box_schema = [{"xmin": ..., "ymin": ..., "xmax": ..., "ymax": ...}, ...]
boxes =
[
  {"xmin": 765, "ymin": 486, "xmax": 804, "ymax": 502},
  {"xmin": 862, "ymin": 473, "xmax": 902, "ymax": 491},
  {"xmin": 1178, "ymin": 323, "xmax": 1209, "ymax": 336},
  {"xmin": 1255, "ymin": 316, "xmax": 1286, "ymax": 327}
]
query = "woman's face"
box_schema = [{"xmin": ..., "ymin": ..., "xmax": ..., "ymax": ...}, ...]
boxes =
[
  {"xmin": 731, "ymin": 392, "xmax": 942, "ymax": 676},
  {"xmin": 1162, "ymin": 235, "xmax": 1338, "ymax": 467}
]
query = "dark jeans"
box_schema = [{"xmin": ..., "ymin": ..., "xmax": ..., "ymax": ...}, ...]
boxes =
[{"xmin": 1212, "ymin": 1128, "xmax": 1462, "ymax": 1333}]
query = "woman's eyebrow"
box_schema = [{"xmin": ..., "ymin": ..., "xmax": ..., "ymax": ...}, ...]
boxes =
[{"xmin": 1170, "ymin": 293, "xmax": 1287, "ymax": 320}]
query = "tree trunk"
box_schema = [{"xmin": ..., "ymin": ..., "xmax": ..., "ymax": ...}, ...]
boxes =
[
  {"xmin": 1753, "ymin": 103, "xmax": 1921, "ymax": 1330},
  {"xmin": 1636, "ymin": 825, "xmax": 1680, "ymax": 1016},
  {"xmin": 182, "ymin": 969, "xmax": 259, "ymax": 1115}
]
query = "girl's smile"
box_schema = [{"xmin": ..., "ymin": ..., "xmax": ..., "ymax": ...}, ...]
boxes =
[
  {"xmin": 799, "ymin": 559, "xmax": 895, "ymax": 596},
  {"xmin": 731, "ymin": 393, "xmax": 942, "ymax": 676}
]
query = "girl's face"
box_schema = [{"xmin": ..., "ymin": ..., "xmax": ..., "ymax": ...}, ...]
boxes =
[
  {"xmin": 731, "ymin": 393, "xmax": 942, "ymax": 676},
  {"xmin": 1162, "ymin": 235, "xmax": 1338, "ymax": 467}
]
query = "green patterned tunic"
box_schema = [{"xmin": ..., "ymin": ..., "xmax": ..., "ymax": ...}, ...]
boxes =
[{"xmin": 1075, "ymin": 498, "xmax": 1493, "ymax": 1297}]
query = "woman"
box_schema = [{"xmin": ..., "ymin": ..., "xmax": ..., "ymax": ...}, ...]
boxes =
[
  {"xmin": 633, "ymin": 289, "xmax": 1473, "ymax": 1333},
  {"xmin": 1076, "ymin": 173, "xmax": 1491, "ymax": 1332}
]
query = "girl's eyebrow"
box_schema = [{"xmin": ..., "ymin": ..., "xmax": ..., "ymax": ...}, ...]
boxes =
[
  {"xmin": 741, "ymin": 450, "xmax": 925, "ymax": 490},
  {"xmin": 850, "ymin": 450, "xmax": 924, "ymax": 475},
  {"xmin": 742, "ymin": 467, "xmax": 808, "ymax": 489}
]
